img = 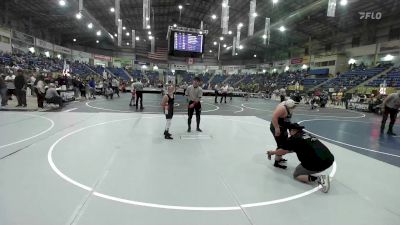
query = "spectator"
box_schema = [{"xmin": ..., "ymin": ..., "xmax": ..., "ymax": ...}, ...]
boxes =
[
  {"xmin": 5, "ymin": 72, "xmax": 15, "ymax": 100},
  {"xmin": 0, "ymin": 74, "xmax": 7, "ymax": 107},
  {"xmin": 14, "ymin": 70, "xmax": 27, "ymax": 107},
  {"xmin": 35, "ymin": 75, "xmax": 46, "ymax": 108},
  {"xmin": 45, "ymin": 83, "xmax": 63, "ymax": 108},
  {"xmin": 88, "ymin": 77, "xmax": 96, "ymax": 99}
]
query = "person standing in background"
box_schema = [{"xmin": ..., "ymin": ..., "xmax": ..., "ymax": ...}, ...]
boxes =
[
  {"xmin": 220, "ymin": 84, "xmax": 228, "ymax": 104},
  {"xmin": 5, "ymin": 72, "xmax": 15, "ymax": 100},
  {"xmin": 35, "ymin": 75, "xmax": 46, "ymax": 108},
  {"xmin": 228, "ymin": 85, "xmax": 234, "ymax": 102},
  {"xmin": 0, "ymin": 74, "xmax": 7, "ymax": 107},
  {"xmin": 214, "ymin": 83, "xmax": 219, "ymax": 104},
  {"xmin": 133, "ymin": 79, "xmax": 144, "ymax": 110},
  {"xmin": 185, "ymin": 77, "xmax": 203, "ymax": 132},
  {"xmin": 381, "ymin": 92, "xmax": 400, "ymax": 135},
  {"xmin": 161, "ymin": 85, "xmax": 175, "ymax": 139},
  {"xmin": 112, "ymin": 77, "xmax": 120, "ymax": 97},
  {"xmin": 14, "ymin": 70, "xmax": 27, "ymax": 107}
]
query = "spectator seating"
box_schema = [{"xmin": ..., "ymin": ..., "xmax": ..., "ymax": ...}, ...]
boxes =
[{"xmin": 366, "ymin": 67, "xmax": 400, "ymax": 88}]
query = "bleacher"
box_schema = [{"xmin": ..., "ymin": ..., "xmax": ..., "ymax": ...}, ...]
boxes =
[
  {"xmin": 146, "ymin": 71, "xmax": 161, "ymax": 85},
  {"xmin": 130, "ymin": 70, "xmax": 144, "ymax": 80},
  {"xmin": 302, "ymin": 78, "xmax": 329, "ymax": 88},
  {"xmin": 108, "ymin": 67, "xmax": 130, "ymax": 80},
  {"xmin": 366, "ymin": 67, "xmax": 400, "ymax": 88},
  {"xmin": 210, "ymin": 74, "xmax": 228, "ymax": 86},
  {"xmin": 226, "ymin": 75, "xmax": 245, "ymax": 86},
  {"xmin": 322, "ymin": 67, "xmax": 386, "ymax": 88}
]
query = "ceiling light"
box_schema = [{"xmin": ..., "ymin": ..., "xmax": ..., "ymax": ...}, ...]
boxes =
[
  {"xmin": 149, "ymin": 36, "xmax": 153, "ymax": 40},
  {"xmin": 178, "ymin": 5, "xmax": 183, "ymax": 10},
  {"xmin": 252, "ymin": 12, "xmax": 258, "ymax": 17},
  {"xmin": 285, "ymin": 66, "xmax": 289, "ymax": 71},
  {"xmin": 118, "ymin": 19, "xmax": 121, "ymax": 22},
  {"xmin": 136, "ymin": 36, "xmax": 140, "ymax": 41},
  {"xmin": 383, "ymin": 54, "xmax": 394, "ymax": 61},
  {"xmin": 199, "ymin": 31, "xmax": 203, "ymax": 34},
  {"xmin": 123, "ymin": 26, "xmax": 126, "ymax": 30},
  {"xmin": 57, "ymin": 54, "xmax": 61, "ymax": 59},
  {"xmin": 262, "ymin": 69, "xmax": 266, "ymax": 73},
  {"xmin": 58, "ymin": 0, "xmax": 66, "ymax": 7},
  {"xmin": 87, "ymin": 23, "xmax": 93, "ymax": 29},
  {"xmin": 146, "ymin": 17, "xmax": 150, "ymax": 21},
  {"xmin": 223, "ymin": 44, "xmax": 227, "ymax": 48},
  {"xmin": 222, "ymin": 2, "xmax": 228, "ymax": 8},
  {"xmin": 340, "ymin": 0, "xmax": 348, "ymax": 6},
  {"xmin": 153, "ymin": 65, "xmax": 159, "ymax": 70},
  {"xmin": 348, "ymin": 58, "xmax": 356, "ymax": 65},
  {"xmin": 126, "ymin": 32, "xmax": 130, "ymax": 36},
  {"xmin": 110, "ymin": 7, "xmax": 115, "ymax": 12},
  {"xmin": 211, "ymin": 14, "xmax": 217, "ymax": 20},
  {"xmin": 253, "ymin": 54, "xmax": 257, "ymax": 58},
  {"xmin": 73, "ymin": 38, "xmax": 76, "ymax": 42},
  {"xmin": 114, "ymin": 33, "xmax": 117, "ymax": 37},
  {"xmin": 219, "ymin": 36, "xmax": 224, "ymax": 41},
  {"xmin": 173, "ymin": 24, "xmax": 177, "ymax": 27},
  {"xmin": 96, "ymin": 30, "xmax": 101, "ymax": 36},
  {"xmin": 262, "ymin": 34, "xmax": 267, "ymax": 39},
  {"xmin": 75, "ymin": 12, "xmax": 82, "ymax": 20},
  {"xmin": 272, "ymin": 0, "xmax": 279, "ymax": 4},
  {"xmin": 302, "ymin": 64, "xmax": 308, "ymax": 69},
  {"xmin": 96, "ymin": 40, "xmax": 99, "ymax": 43},
  {"xmin": 279, "ymin": 26, "xmax": 286, "ymax": 32},
  {"xmin": 213, "ymin": 41, "xmax": 217, "ymax": 45},
  {"xmin": 146, "ymin": 25, "xmax": 151, "ymax": 29},
  {"xmin": 44, "ymin": 51, "xmax": 50, "ymax": 57},
  {"xmin": 239, "ymin": 45, "xmax": 243, "ymax": 49},
  {"xmin": 209, "ymin": 50, "xmax": 213, "ymax": 53},
  {"xmin": 127, "ymin": 42, "xmax": 130, "ymax": 46},
  {"xmin": 228, "ymin": 30, "xmax": 232, "ymax": 35},
  {"xmin": 235, "ymin": 53, "xmax": 238, "ymax": 56},
  {"xmin": 273, "ymin": 68, "xmax": 277, "ymax": 72},
  {"xmin": 238, "ymin": 23, "xmax": 243, "ymax": 28},
  {"xmin": 148, "ymin": 31, "xmax": 152, "ymax": 35}
]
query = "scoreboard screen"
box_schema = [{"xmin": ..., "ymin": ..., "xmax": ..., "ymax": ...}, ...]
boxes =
[{"xmin": 173, "ymin": 32, "xmax": 204, "ymax": 53}]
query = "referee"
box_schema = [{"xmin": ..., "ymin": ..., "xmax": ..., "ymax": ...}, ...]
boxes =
[{"xmin": 185, "ymin": 77, "xmax": 203, "ymax": 132}]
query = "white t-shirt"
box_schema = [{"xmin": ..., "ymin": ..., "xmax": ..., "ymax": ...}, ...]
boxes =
[{"xmin": 5, "ymin": 75, "xmax": 15, "ymax": 89}]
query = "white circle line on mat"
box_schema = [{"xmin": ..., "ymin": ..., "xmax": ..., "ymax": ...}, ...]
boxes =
[
  {"xmin": 47, "ymin": 115, "xmax": 336, "ymax": 211},
  {"xmin": 0, "ymin": 114, "xmax": 55, "ymax": 149},
  {"xmin": 241, "ymin": 103, "xmax": 366, "ymax": 119},
  {"xmin": 85, "ymin": 101, "xmax": 219, "ymax": 113},
  {"xmin": 298, "ymin": 118, "xmax": 400, "ymax": 158}
]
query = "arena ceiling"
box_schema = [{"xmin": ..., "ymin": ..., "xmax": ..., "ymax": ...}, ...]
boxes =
[{"xmin": 4, "ymin": 0, "xmax": 400, "ymax": 61}]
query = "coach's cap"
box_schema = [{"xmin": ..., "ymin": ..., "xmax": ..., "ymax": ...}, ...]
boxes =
[{"xmin": 287, "ymin": 123, "xmax": 305, "ymax": 131}]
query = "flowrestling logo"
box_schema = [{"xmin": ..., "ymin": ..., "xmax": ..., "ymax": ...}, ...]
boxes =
[{"xmin": 359, "ymin": 12, "xmax": 382, "ymax": 20}]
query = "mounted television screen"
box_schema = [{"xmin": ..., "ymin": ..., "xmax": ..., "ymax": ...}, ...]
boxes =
[{"xmin": 169, "ymin": 31, "xmax": 204, "ymax": 58}]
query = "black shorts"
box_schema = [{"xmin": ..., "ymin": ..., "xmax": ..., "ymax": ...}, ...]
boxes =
[
  {"xmin": 270, "ymin": 124, "xmax": 288, "ymax": 149},
  {"xmin": 165, "ymin": 109, "xmax": 174, "ymax": 119}
]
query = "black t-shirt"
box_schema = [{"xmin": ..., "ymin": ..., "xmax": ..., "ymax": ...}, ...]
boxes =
[{"xmin": 283, "ymin": 132, "xmax": 334, "ymax": 171}]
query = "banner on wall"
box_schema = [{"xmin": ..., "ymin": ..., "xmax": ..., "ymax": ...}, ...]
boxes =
[
  {"xmin": 113, "ymin": 57, "xmax": 132, "ymax": 66},
  {"xmin": 290, "ymin": 58, "xmax": 303, "ymax": 65},
  {"xmin": 94, "ymin": 54, "xmax": 112, "ymax": 62},
  {"xmin": 54, "ymin": 45, "xmax": 71, "ymax": 55},
  {"xmin": 273, "ymin": 60, "xmax": 289, "ymax": 67},
  {"xmin": 379, "ymin": 40, "xmax": 400, "ymax": 53},
  {"xmin": 12, "ymin": 30, "xmax": 34, "ymax": 45},
  {"xmin": 206, "ymin": 65, "xmax": 220, "ymax": 70},
  {"xmin": 35, "ymin": 38, "xmax": 53, "ymax": 50},
  {"xmin": 172, "ymin": 64, "xmax": 188, "ymax": 70},
  {"xmin": 0, "ymin": 27, "xmax": 11, "ymax": 38}
]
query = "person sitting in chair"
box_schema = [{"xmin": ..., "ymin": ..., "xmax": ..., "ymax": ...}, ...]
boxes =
[{"xmin": 45, "ymin": 83, "xmax": 63, "ymax": 108}]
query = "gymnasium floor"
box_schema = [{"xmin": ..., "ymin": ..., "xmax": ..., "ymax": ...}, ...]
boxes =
[{"xmin": 0, "ymin": 93, "xmax": 399, "ymax": 225}]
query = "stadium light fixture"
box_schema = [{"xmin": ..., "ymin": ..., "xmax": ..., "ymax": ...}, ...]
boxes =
[
  {"xmin": 76, "ymin": 12, "xmax": 82, "ymax": 20},
  {"xmin": 110, "ymin": 7, "xmax": 115, "ymax": 12},
  {"xmin": 211, "ymin": 14, "xmax": 217, "ymax": 20},
  {"xmin": 279, "ymin": 26, "xmax": 286, "ymax": 32},
  {"xmin": 126, "ymin": 32, "xmax": 130, "ymax": 36},
  {"xmin": 44, "ymin": 51, "xmax": 50, "ymax": 57},
  {"xmin": 59, "ymin": 0, "xmax": 66, "ymax": 7},
  {"xmin": 253, "ymin": 54, "xmax": 257, "ymax": 58},
  {"xmin": 238, "ymin": 23, "xmax": 244, "ymax": 28},
  {"xmin": 223, "ymin": 44, "xmax": 227, "ymax": 48},
  {"xmin": 272, "ymin": 0, "xmax": 279, "ymax": 4},
  {"xmin": 57, "ymin": 54, "xmax": 62, "ymax": 59},
  {"xmin": 153, "ymin": 65, "xmax": 159, "ymax": 70},
  {"xmin": 228, "ymin": 30, "xmax": 232, "ymax": 35},
  {"xmin": 96, "ymin": 30, "xmax": 102, "ymax": 36},
  {"xmin": 178, "ymin": 5, "xmax": 183, "ymax": 10},
  {"xmin": 146, "ymin": 17, "xmax": 150, "ymax": 21},
  {"xmin": 149, "ymin": 36, "xmax": 154, "ymax": 40},
  {"xmin": 142, "ymin": 65, "xmax": 148, "ymax": 69},
  {"xmin": 235, "ymin": 53, "xmax": 238, "ymax": 56},
  {"xmin": 262, "ymin": 69, "xmax": 266, "ymax": 73},
  {"xmin": 114, "ymin": 33, "xmax": 117, "ymax": 37},
  {"xmin": 348, "ymin": 58, "xmax": 356, "ymax": 64},
  {"xmin": 272, "ymin": 68, "xmax": 277, "ymax": 72},
  {"xmin": 302, "ymin": 64, "xmax": 308, "ymax": 69},
  {"xmin": 222, "ymin": 2, "xmax": 228, "ymax": 8},
  {"xmin": 252, "ymin": 12, "xmax": 258, "ymax": 17},
  {"xmin": 209, "ymin": 50, "xmax": 213, "ymax": 53},
  {"xmin": 148, "ymin": 31, "xmax": 152, "ymax": 35},
  {"xmin": 73, "ymin": 38, "xmax": 76, "ymax": 42},
  {"xmin": 146, "ymin": 25, "xmax": 151, "ymax": 29},
  {"xmin": 87, "ymin": 23, "xmax": 93, "ymax": 29},
  {"xmin": 126, "ymin": 42, "xmax": 130, "ymax": 46},
  {"xmin": 136, "ymin": 36, "xmax": 140, "ymax": 41},
  {"xmin": 340, "ymin": 0, "xmax": 348, "ymax": 6},
  {"xmin": 219, "ymin": 36, "xmax": 224, "ymax": 41},
  {"xmin": 383, "ymin": 54, "xmax": 394, "ymax": 61},
  {"xmin": 213, "ymin": 41, "xmax": 217, "ymax": 45},
  {"xmin": 123, "ymin": 26, "xmax": 126, "ymax": 30},
  {"xmin": 173, "ymin": 24, "xmax": 177, "ymax": 27},
  {"xmin": 239, "ymin": 45, "xmax": 244, "ymax": 49},
  {"xmin": 262, "ymin": 34, "xmax": 267, "ymax": 39},
  {"xmin": 96, "ymin": 40, "xmax": 99, "ymax": 43}
]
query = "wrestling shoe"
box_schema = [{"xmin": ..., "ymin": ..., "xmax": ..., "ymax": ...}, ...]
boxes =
[
  {"xmin": 317, "ymin": 175, "xmax": 330, "ymax": 193},
  {"xmin": 274, "ymin": 161, "xmax": 287, "ymax": 169}
]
